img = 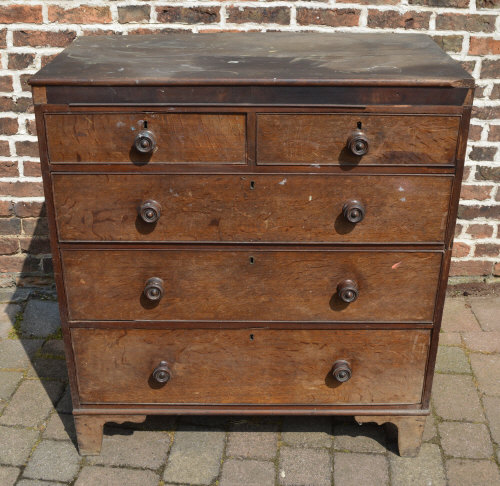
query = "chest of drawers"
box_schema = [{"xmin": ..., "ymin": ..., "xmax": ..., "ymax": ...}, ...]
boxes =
[{"xmin": 30, "ymin": 32, "xmax": 474, "ymax": 457}]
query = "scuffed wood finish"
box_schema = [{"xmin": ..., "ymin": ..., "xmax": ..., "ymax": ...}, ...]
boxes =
[
  {"xmin": 52, "ymin": 174, "xmax": 452, "ymax": 243},
  {"xmin": 257, "ymin": 114, "xmax": 460, "ymax": 166},
  {"xmin": 74, "ymin": 414, "xmax": 146, "ymax": 455},
  {"xmin": 355, "ymin": 415, "xmax": 426, "ymax": 457},
  {"xmin": 61, "ymin": 249, "xmax": 442, "ymax": 322},
  {"xmin": 45, "ymin": 113, "xmax": 246, "ymax": 164},
  {"xmin": 71, "ymin": 328, "xmax": 430, "ymax": 405}
]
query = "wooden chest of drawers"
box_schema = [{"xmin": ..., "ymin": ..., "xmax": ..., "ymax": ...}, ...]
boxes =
[{"xmin": 30, "ymin": 32, "xmax": 474, "ymax": 457}]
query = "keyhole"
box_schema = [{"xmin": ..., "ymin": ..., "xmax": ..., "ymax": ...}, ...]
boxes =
[
  {"xmin": 250, "ymin": 334, "xmax": 254, "ymax": 341},
  {"xmin": 249, "ymin": 256, "xmax": 255, "ymax": 264},
  {"xmin": 250, "ymin": 181, "xmax": 255, "ymax": 190},
  {"xmin": 143, "ymin": 120, "xmax": 148, "ymax": 129},
  {"xmin": 357, "ymin": 121, "xmax": 362, "ymax": 129}
]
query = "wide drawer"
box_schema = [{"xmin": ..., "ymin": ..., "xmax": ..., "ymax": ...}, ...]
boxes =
[
  {"xmin": 72, "ymin": 328, "xmax": 430, "ymax": 405},
  {"xmin": 45, "ymin": 113, "xmax": 246, "ymax": 164},
  {"xmin": 257, "ymin": 114, "xmax": 460, "ymax": 166},
  {"xmin": 53, "ymin": 174, "xmax": 452, "ymax": 243},
  {"xmin": 62, "ymin": 249, "xmax": 442, "ymax": 322}
]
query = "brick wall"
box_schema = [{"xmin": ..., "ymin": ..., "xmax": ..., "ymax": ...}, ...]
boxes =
[{"xmin": 0, "ymin": 1, "xmax": 499, "ymax": 290}]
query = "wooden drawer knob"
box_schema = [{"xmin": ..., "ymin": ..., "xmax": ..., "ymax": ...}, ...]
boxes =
[
  {"xmin": 139, "ymin": 200, "xmax": 161, "ymax": 223},
  {"xmin": 337, "ymin": 279, "xmax": 359, "ymax": 303},
  {"xmin": 152, "ymin": 361, "xmax": 171, "ymax": 384},
  {"xmin": 332, "ymin": 360, "xmax": 352, "ymax": 382},
  {"xmin": 144, "ymin": 277, "xmax": 164, "ymax": 301},
  {"xmin": 134, "ymin": 129, "xmax": 156, "ymax": 153},
  {"xmin": 347, "ymin": 129, "xmax": 369, "ymax": 156},
  {"xmin": 343, "ymin": 200, "xmax": 365, "ymax": 223}
]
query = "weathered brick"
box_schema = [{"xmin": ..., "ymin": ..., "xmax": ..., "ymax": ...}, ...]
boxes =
[
  {"xmin": 13, "ymin": 30, "xmax": 77, "ymax": 48},
  {"xmin": 432, "ymin": 35, "xmax": 463, "ymax": 53},
  {"xmin": 410, "ymin": 0, "xmax": 468, "ymax": 5},
  {"xmin": 449, "ymin": 260, "xmax": 493, "ymax": 276},
  {"xmin": 476, "ymin": 0, "xmax": 500, "ymax": 8},
  {"xmin": 23, "ymin": 161, "xmax": 42, "ymax": 177},
  {"xmin": 15, "ymin": 141, "xmax": 39, "ymax": 158},
  {"xmin": 22, "ymin": 218, "xmax": 49, "ymax": 237},
  {"xmin": 0, "ymin": 254, "xmax": 40, "ymax": 273},
  {"xmin": 475, "ymin": 166, "xmax": 500, "ymax": 182},
  {"xmin": 0, "ymin": 161, "xmax": 17, "ymax": 178},
  {"xmin": 48, "ymin": 5, "xmax": 112, "ymax": 24},
  {"xmin": 20, "ymin": 237, "xmax": 50, "ymax": 254},
  {"xmin": 0, "ymin": 238, "xmax": 19, "ymax": 255},
  {"xmin": 466, "ymin": 224, "xmax": 494, "ymax": 238},
  {"xmin": 14, "ymin": 201, "xmax": 45, "ymax": 218},
  {"xmin": 494, "ymin": 261, "xmax": 500, "ymax": 276},
  {"xmin": 118, "ymin": 5, "xmax": 150, "ymax": 23},
  {"xmin": 0, "ymin": 76, "xmax": 12, "ymax": 92},
  {"xmin": 436, "ymin": 13, "xmax": 496, "ymax": 32},
  {"xmin": 0, "ymin": 201, "xmax": 13, "ymax": 217},
  {"xmin": 0, "ymin": 218, "xmax": 21, "ymax": 236},
  {"xmin": 0, "ymin": 140, "xmax": 9, "ymax": 157},
  {"xmin": 0, "ymin": 96, "xmax": 33, "ymax": 114},
  {"xmin": 475, "ymin": 243, "xmax": 499, "ymax": 257},
  {"xmin": 482, "ymin": 59, "xmax": 500, "ymax": 78},
  {"xmin": 0, "ymin": 182, "xmax": 43, "ymax": 198},
  {"xmin": 7, "ymin": 53, "xmax": 35, "ymax": 70},
  {"xmin": 368, "ymin": 10, "xmax": 431, "ymax": 29},
  {"xmin": 458, "ymin": 204, "xmax": 500, "ymax": 220},
  {"xmin": 452, "ymin": 241, "xmax": 471, "ymax": 257},
  {"xmin": 297, "ymin": 8, "xmax": 359, "ymax": 26},
  {"xmin": 490, "ymin": 86, "xmax": 500, "ymax": 102},
  {"xmin": 489, "ymin": 125, "xmax": 500, "ymax": 142},
  {"xmin": 157, "ymin": 6, "xmax": 220, "ymax": 24},
  {"xmin": 0, "ymin": 5, "xmax": 42, "ymax": 23},
  {"xmin": 227, "ymin": 7, "xmax": 289, "ymax": 25},
  {"xmin": 25, "ymin": 119, "xmax": 37, "ymax": 136},
  {"xmin": 469, "ymin": 146, "xmax": 497, "ymax": 161},
  {"xmin": 469, "ymin": 36, "xmax": 500, "ymax": 55},
  {"xmin": 0, "ymin": 118, "xmax": 17, "ymax": 136},
  {"xmin": 41, "ymin": 54, "xmax": 58, "ymax": 67},
  {"xmin": 460, "ymin": 184, "xmax": 493, "ymax": 200},
  {"xmin": 454, "ymin": 223, "xmax": 463, "ymax": 237},
  {"xmin": 0, "ymin": 29, "xmax": 6, "ymax": 48},
  {"xmin": 472, "ymin": 105, "xmax": 500, "ymax": 120}
]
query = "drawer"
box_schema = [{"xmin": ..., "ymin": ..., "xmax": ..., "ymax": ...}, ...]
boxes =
[
  {"xmin": 257, "ymin": 114, "xmax": 460, "ymax": 166},
  {"xmin": 53, "ymin": 174, "xmax": 452, "ymax": 244},
  {"xmin": 62, "ymin": 249, "xmax": 442, "ymax": 322},
  {"xmin": 72, "ymin": 328, "xmax": 430, "ymax": 405},
  {"xmin": 45, "ymin": 113, "xmax": 246, "ymax": 164}
]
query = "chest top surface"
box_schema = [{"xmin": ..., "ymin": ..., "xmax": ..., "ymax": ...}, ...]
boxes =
[{"xmin": 29, "ymin": 32, "xmax": 473, "ymax": 88}]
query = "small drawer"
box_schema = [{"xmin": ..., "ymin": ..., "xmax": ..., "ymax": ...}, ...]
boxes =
[
  {"xmin": 71, "ymin": 328, "xmax": 430, "ymax": 405},
  {"xmin": 45, "ymin": 112, "xmax": 246, "ymax": 164},
  {"xmin": 62, "ymin": 249, "xmax": 442, "ymax": 322},
  {"xmin": 52, "ymin": 174, "xmax": 452, "ymax": 244},
  {"xmin": 256, "ymin": 114, "xmax": 460, "ymax": 166}
]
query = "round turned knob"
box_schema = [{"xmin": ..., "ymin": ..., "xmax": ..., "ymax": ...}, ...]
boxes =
[
  {"xmin": 337, "ymin": 279, "xmax": 359, "ymax": 303},
  {"xmin": 134, "ymin": 129, "xmax": 156, "ymax": 154},
  {"xmin": 139, "ymin": 200, "xmax": 162, "ymax": 224},
  {"xmin": 343, "ymin": 200, "xmax": 365, "ymax": 224},
  {"xmin": 332, "ymin": 360, "xmax": 352, "ymax": 383},
  {"xmin": 347, "ymin": 130, "xmax": 369, "ymax": 156},
  {"xmin": 144, "ymin": 277, "xmax": 164, "ymax": 301},
  {"xmin": 152, "ymin": 361, "xmax": 171, "ymax": 384}
]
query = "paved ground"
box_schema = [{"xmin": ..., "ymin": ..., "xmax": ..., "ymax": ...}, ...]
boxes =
[{"xmin": 0, "ymin": 290, "xmax": 499, "ymax": 486}]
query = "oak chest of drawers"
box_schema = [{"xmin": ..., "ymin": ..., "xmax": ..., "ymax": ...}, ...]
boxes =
[{"xmin": 30, "ymin": 32, "xmax": 474, "ymax": 457}]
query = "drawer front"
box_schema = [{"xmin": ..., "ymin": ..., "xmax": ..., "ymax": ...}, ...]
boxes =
[
  {"xmin": 72, "ymin": 328, "xmax": 430, "ymax": 405},
  {"xmin": 257, "ymin": 114, "xmax": 460, "ymax": 165},
  {"xmin": 53, "ymin": 174, "xmax": 452, "ymax": 244},
  {"xmin": 62, "ymin": 249, "xmax": 442, "ymax": 322},
  {"xmin": 45, "ymin": 113, "xmax": 246, "ymax": 164}
]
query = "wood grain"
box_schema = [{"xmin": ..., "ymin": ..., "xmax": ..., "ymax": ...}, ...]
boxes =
[
  {"xmin": 71, "ymin": 328, "xmax": 430, "ymax": 405},
  {"xmin": 61, "ymin": 249, "xmax": 442, "ymax": 322}
]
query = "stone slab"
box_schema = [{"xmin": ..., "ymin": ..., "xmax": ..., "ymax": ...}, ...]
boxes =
[
  {"xmin": 227, "ymin": 420, "xmax": 278, "ymax": 460},
  {"xmin": 470, "ymin": 353, "xmax": 500, "ymax": 395},
  {"xmin": 0, "ymin": 426, "xmax": 39, "ymax": 466},
  {"xmin": 441, "ymin": 298, "xmax": 480, "ymax": 332},
  {"xmin": 470, "ymin": 297, "xmax": 500, "ymax": 331},
  {"xmin": 463, "ymin": 331, "xmax": 500, "ymax": 353},
  {"xmin": 43, "ymin": 413, "xmax": 76, "ymax": 442},
  {"xmin": 435, "ymin": 346, "xmax": 471, "ymax": 373},
  {"xmin": 279, "ymin": 447, "xmax": 331, "ymax": 486},
  {"xmin": 27, "ymin": 358, "xmax": 68, "ymax": 381},
  {"xmin": 446, "ymin": 459, "xmax": 500, "ymax": 486},
  {"xmin": 483, "ymin": 396, "xmax": 500, "ymax": 444},
  {"xmin": 0, "ymin": 466, "xmax": 20, "ymax": 486},
  {"xmin": 439, "ymin": 422, "xmax": 493, "ymax": 458},
  {"xmin": 220, "ymin": 459, "xmax": 275, "ymax": 486},
  {"xmin": 282, "ymin": 416, "xmax": 332, "ymax": 448},
  {"xmin": 75, "ymin": 466, "xmax": 159, "ymax": 486},
  {"xmin": 334, "ymin": 422, "xmax": 387, "ymax": 453},
  {"xmin": 0, "ymin": 339, "xmax": 43, "ymax": 369},
  {"xmin": 0, "ymin": 371, "xmax": 23, "ymax": 400},
  {"xmin": 20, "ymin": 300, "xmax": 60, "ymax": 338},
  {"xmin": 334, "ymin": 452, "xmax": 389, "ymax": 486}
]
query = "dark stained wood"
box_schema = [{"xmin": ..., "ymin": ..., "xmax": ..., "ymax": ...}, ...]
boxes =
[
  {"xmin": 52, "ymin": 174, "xmax": 452, "ymax": 243},
  {"xmin": 45, "ymin": 113, "xmax": 246, "ymax": 164},
  {"xmin": 257, "ymin": 114, "xmax": 460, "ymax": 166},
  {"xmin": 61, "ymin": 249, "xmax": 442, "ymax": 322},
  {"xmin": 71, "ymin": 328, "xmax": 430, "ymax": 405}
]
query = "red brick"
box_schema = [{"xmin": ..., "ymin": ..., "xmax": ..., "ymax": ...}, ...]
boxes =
[
  {"xmin": 452, "ymin": 242, "xmax": 471, "ymax": 257},
  {"xmin": 449, "ymin": 260, "xmax": 493, "ymax": 276},
  {"xmin": 0, "ymin": 140, "xmax": 10, "ymax": 157},
  {"xmin": 15, "ymin": 141, "xmax": 39, "ymax": 158},
  {"xmin": 118, "ymin": 5, "xmax": 150, "ymax": 23},
  {"xmin": 455, "ymin": 223, "xmax": 463, "ymax": 237},
  {"xmin": 460, "ymin": 184, "xmax": 493, "ymax": 200},
  {"xmin": 477, "ymin": 0, "xmax": 499, "ymax": 8},
  {"xmin": 460, "ymin": 60, "xmax": 476, "ymax": 75},
  {"xmin": 0, "ymin": 218, "xmax": 21, "ymax": 236},
  {"xmin": 436, "ymin": 13, "xmax": 496, "ymax": 32},
  {"xmin": 0, "ymin": 76, "xmax": 12, "ymax": 92},
  {"xmin": 0, "ymin": 29, "xmax": 6, "ymax": 48},
  {"xmin": 48, "ymin": 5, "xmax": 112, "ymax": 24},
  {"xmin": 368, "ymin": 10, "xmax": 431, "ymax": 29},
  {"xmin": 475, "ymin": 244, "xmax": 499, "ymax": 257},
  {"xmin": 458, "ymin": 205, "xmax": 500, "ymax": 219},
  {"xmin": 338, "ymin": 0, "xmax": 397, "ymax": 3},
  {"xmin": 494, "ymin": 262, "xmax": 500, "ymax": 277},
  {"xmin": 432, "ymin": 35, "xmax": 463, "ymax": 53},
  {"xmin": 468, "ymin": 124, "xmax": 483, "ymax": 141},
  {"xmin": 8, "ymin": 53, "xmax": 35, "ymax": 70},
  {"xmin": 41, "ymin": 54, "xmax": 58, "ymax": 68},
  {"xmin": 0, "ymin": 118, "xmax": 18, "ymax": 136},
  {"xmin": 19, "ymin": 73, "xmax": 31, "ymax": 92},
  {"xmin": 0, "ymin": 201, "xmax": 13, "ymax": 217},
  {"xmin": 23, "ymin": 161, "xmax": 42, "ymax": 177},
  {"xmin": 0, "ymin": 161, "xmax": 18, "ymax": 178},
  {"xmin": 410, "ymin": 0, "xmax": 469, "ymax": 5},
  {"xmin": 0, "ymin": 182, "xmax": 43, "ymax": 198},
  {"xmin": 22, "ymin": 218, "xmax": 48, "ymax": 237},
  {"xmin": 227, "ymin": 7, "xmax": 289, "ymax": 24},
  {"xmin": 25, "ymin": 119, "xmax": 36, "ymax": 136},
  {"xmin": 13, "ymin": 201, "xmax": 45, "ymax": 218},
  {"xmin": 0, "ymin": 237, "xmax": 19, "ymax": 255},
  {"xmin": 463, "ymin": 166, "xmax": 471, "ymax": 180},
  {"xmin": 469, "ymin": 37, "xmax": 500, "ymax": 55},
  {"xmin": 157, "ymin": 6, "xmax": 220, "ymax": 24},
  {"xmin": 488, "ymin": 125, "xmax": 500, "ymax": 141},
  {"xmin": 0, "ymin": 255, "xmax": 40, "ymax": 273},
  {"xmin": 491, "ymin": 84, "xmax": 500, "ymax": 100},
  {"xmin": 13, "ymin": 30, "xmax": 77, "ymax": 48},
  {"xmin": 0, "ymin": 96, "xmax": 33, "ymax": 114},
  {"xmin": 472, "ymin": 105, "xmax": 500, "ymax": 120},
  {"xmin": 0, "ymin": 5, "xmax": 42, "ymax": 23},
  {"xmin": 20, "ymin": 237, "xmax": 50, "ymax": 254},
  {"xmin": 475, "ymin": 166, "xmax": 500, "ymax": 182},
  {"xmin": 296, "ymin": 8, "xmax": 360, "ymax": 27},
  {"xmin": 466, "ymin": 224, "xmax": 494, "ymax": 238},
  {"xmin": 481, "ymin": 59, "xmax": 500, "ymax": 78}
]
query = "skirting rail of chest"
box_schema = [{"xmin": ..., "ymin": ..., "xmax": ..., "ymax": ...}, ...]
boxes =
[{"xmin": 30, "ymin": 32, "xmax": 474, "ymax": 457}]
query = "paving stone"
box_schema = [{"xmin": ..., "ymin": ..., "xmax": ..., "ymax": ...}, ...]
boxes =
[
  {"xmin": 0, "ymin": 303, "xmax": 21, "ymax": 325},
  {"xmin": 483, "ymin": 396, "xmax": 500, "ymax": 444},
  {"xmin": 75, "ymin": 466, "xmax": 159, "ymax": 486},
  {"xmin": 40, "ymin": 339, "xmax": 65, "ymax": 357},
  {"xmin": 0, "ymin": 370, "xmax": 23, "ymax": 400},
  {"xmin": 470, "ymin": 353, "xmax": 500, "ymax": 395},
  {"xmin": 0, "ymin": 380, "xmax": 64, "ymax": 426},
  {"xmin": 470, "ymin": 297, "xmax": 500, "ymax": 331},
  {"xmin": 24, "ymin": 440, "xmax": 80, "ymax": 482},
  {"xmin": 0, "ymin": 339, "xmax": 43, "ymax": 368},
  {"xmin": 282, "ymin": 416, "xmax": 332, "ymax": 448},
  {"xmin": 43, "ymin": 413, "xmax": 76, "ymax": 442},
  {"xmin": 0, "ymin": 426, "xmax": 39, "ymax": 466},
  {"xmin": 56, "ymin": 386, "xmax": 72, "ymax": 413},
  {"xmin": 163, "ymin": 428, "xmax": 225, "ymax": 485},
  {"xmin": 20, "ymin": 300, "xmax": 61, "ymax": 337},
  {"xmin": 439, "ymin": 332, "xmax": 462, "ymax": 346},
  {"xmin": 89, "ymin": 427, "xmax": 170, "ymax": 469},
  {"xmin": 0, "ymin": 320, "xmax": 13, "ymax": 338},
  {"xmin": 439, "ymin": 422, "xmax": 493, "ymax": 458},
  {"xmin": 432, "ymin": 374, "xmax": 484, "ymax": 421},
  {"xmin": 463, "ymin": 331, "xmax": 500, "ymax": 353},
  {"xmin": 334, "ymin": 422, "xmax": 387, "ymax": 453},
  {"xmin": 0, "ymin": 287, "xmax": 31, "ymax": 304},
  {"xmin": 446, "ymin": 459, "xmax": 500, "ymax": 486},
  {"xmin": 227, "ymin": 420, "xmax": 278, "ymax": 460},
  {"xmin": 435, "ymin": 346, "xmax": 471, "ymax": 373},
  {"xmin": 220, "ymin": 459, "xmax": 275, "ymax": 486},
  {"xmin": 390, "ymin": 443, "xmax": 446, "ymax": 486},
  {"xmin": 334, "ymin": 452, "xmax": 389, "ymax": 486},
  {"xmin": 279, "ymin": 447, "xmax": 331, "ymax": 486},
  {"xmin": 422, "ymin": 412, "xmax": 438, "ymax": 442},
  {"xmin": 0, "ymin": 466, "xmax": 20, "ymax": 486},
  {"xmin": 441, "ymin": 298, "xmax": 480, "ymax": 332},
  {"xmin": 16, "ymin": 481, "xmax": 67, "ymax": 486},
  {"xmin": 27, "ymin": 358, "xmax": 68, "ymax": 381}
]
